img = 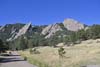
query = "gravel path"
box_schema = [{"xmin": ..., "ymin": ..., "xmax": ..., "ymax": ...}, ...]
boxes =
[{"xmin": 0, "ymin": 51, "xmax": 37, "ymax": 67}]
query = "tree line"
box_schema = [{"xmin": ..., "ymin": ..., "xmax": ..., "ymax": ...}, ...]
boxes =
[{"xmin": 1, "ymin": 24, "xmax": 100, "ymax": 51}]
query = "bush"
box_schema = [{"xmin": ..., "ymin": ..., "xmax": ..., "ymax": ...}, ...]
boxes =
[
  {"xmin": 29, "ymin": 48, "xmax": 33, "ymax": 54},
  {"xmin": 24, "ymin": 56, "xmax": 27, "ymax": 61},
  {"xmin": 29, "ymin": 47, "xmax": 40, "ymax": 54},
  {"xmin": 58, "ymin": 47, "xmax": 66, "ymax": 58}
]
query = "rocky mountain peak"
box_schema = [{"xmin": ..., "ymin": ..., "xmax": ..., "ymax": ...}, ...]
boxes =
[
  {"xmin": 0, "ymin": 18, "xmax": 86, "ymax": 41},
  {"xmin": 14, "ymin": 22, "xmax": 32, "ymax": 39},
  {"xmin": 0, "ymin": 26, "xmax": 5, "ymax": 31},
  {"xmin": 6, "ymin": 22, "xmax": 32, "ymax": 41},
  {"xmin": 41, "ymin": 23, "xmax": 62, "ymax": 38},
  {"xmin": 63, "ymin": 18, "xmax": 84, "ymax": 31}
]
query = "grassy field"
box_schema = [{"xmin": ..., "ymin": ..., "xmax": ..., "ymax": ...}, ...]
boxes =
[{"xmin": 19, "ymin": 39, "xmax": 100, "ymax": 67}]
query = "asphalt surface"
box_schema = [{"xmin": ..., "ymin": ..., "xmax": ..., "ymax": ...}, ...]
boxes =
[{"xmin": 0, "ymin": 51, "xmax": 36, "ymax": 67}]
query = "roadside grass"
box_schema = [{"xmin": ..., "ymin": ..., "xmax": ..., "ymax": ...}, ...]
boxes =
[
  {"xmin": 19, "ymin": 50, "xmax": 51, "ymax": 67},
  {"xmin": 19, "ymin": 39, "xmax": 100, "ymax": 67}
]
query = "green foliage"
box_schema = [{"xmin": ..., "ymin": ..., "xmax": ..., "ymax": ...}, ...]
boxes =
[
  {"xmin": 79, "ymin": 25, "xmax": 100, "ymax": 40},
  {"xmin": 29, "ymin": 48, "xmax": 40, "ymax": 54},
  {"xmin": 29, "ymin": 34, "xmax": 47, "ymax": 47},
  {"xmin": 28, "ymin": 39, "xmax": 34, "ymax": 48},
  {"xmin": 47, "ymin": 36, "xmax": 60, "ymax": 47},
  {"xmin": 32, "ymin": 47, "xmax": 40, "ymax": 54},
  {"xmin": 0, "ymin": 40, "xmax": 4, "ymax": 48},
  {"xmin": 0, "ymin": 39, "xmax": 8, "ymax": 53},
  {"xmin": 24, "ymin": 56, "xmax": 27, "ymax": 61},
  {"xmin": 14, "ymin": 36, "xmax": 28, "ymax": 50},
  {"xmin": 0, "ymin": 23, "xmax": 24, "ymax": 41},
  {"xmin": 58, "ymin": 47, "xmax": 66, "ymax": 67},
  {"xmin": 58, "ymin": 47, "xmax": 66, "ymax": 58},
  {"xmin": 0, "ymin": 39, "xmax": 4, "ymax": 52},
  {"xmin": 90, "ymin": 25, "xmax": 100, "ymax": 39},
  {"xmin": 29, "ymin": 48, "xmax": 33, "ymax": 54},
  {"xmin": 70, "ymin": 32, "xmax": 78, "ymax": 44},
  {"xmin": 64, "ymin": 30, "xmax": 87, "ymax": 45},
  {"xmin": 63, "ymin": 25, "xmax": 100, "ymax": 45},
  {"xmin": 63, "ymin": 35, "xmax": 71, "ymax": 46},
  {"xmin": 47, "ymin": 30, "xmax": 71, "ymax": 47},
  {"xmin": 9, "ymin": 33, "xmax": 47, "ymax": 50},
  {"xmin": 77, "ymin": 29, "xmax": 88, "ymax": 40},
  {"xmin": 2, "ymin": 24, "xmax": 100, "ymax": 50}
]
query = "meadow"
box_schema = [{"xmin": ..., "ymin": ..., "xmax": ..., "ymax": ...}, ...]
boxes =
[{"xmin": 19, "ymin": 39, "xmax": 100, "ymax": 67}]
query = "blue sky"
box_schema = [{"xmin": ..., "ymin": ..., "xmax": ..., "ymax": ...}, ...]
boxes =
[{"xmin": 0, "ymin": 0, "xmax": 100, "ymax": 25}]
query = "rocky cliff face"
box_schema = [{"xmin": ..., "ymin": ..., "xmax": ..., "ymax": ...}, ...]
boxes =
[
  {"xmin": 7, "ymin": 23, "xmax": 33, "ymax": 41},
  {"xmin": 63, "ymin": 18, "xmax": 84, "ymax": 31},
  {"xmin": 0, "ymin": 23, "xmax": 33, "ymax": 41},
  {"xmin": 0, "ymin": 22, "xmax": 46, "ymax": 41},
  {"xmin": 0, "ymin": 23, "xmax": 24, "ymax": 41},
  {"xmin": 0, "ymin": 18, "xmax": 86, "ymax": 41},
  {"xmin": 41, "ymin": 18, "xmax": 85, "ymax": 38},
  {"xmin": 41, "ymin": 23, "xmax": 62, "ymax": 38},
  {"xmin": 14, "ymin": 22, "xmax": 32, "ymax": 39}
]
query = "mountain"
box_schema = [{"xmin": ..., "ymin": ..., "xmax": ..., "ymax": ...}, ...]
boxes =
[
  {"xmin": 0, "ymin": 23, "xmax": 25, "ymax": 41},
  {"xmin": 41, "ymin": 18, "xmax": 85, "ymax": 38},
  {"xmin": 63, "ymin": 18, "xmax": 84, "ymax": 31},
  {"xmin": 0, "ymin": 18, "xmax": 85, "ymax": 41},
  {"xmin": 7, "ymin": 23, "xmax": 33, "ymax": 41},
  {"xmin": 41, "ymin": 23, "xmax": 62, "ymax": 38},
  {"xmin": 0, "ymin": 23, "xmax": 46, "ymax": 41},
  {"xmin": 14, "ymin": 22, "xmax": 32, "ymax": 39}
]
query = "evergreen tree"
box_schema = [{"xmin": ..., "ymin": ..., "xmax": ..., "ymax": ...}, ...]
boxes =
[
  {"xmin": 91, "ymin": 25, "xmax": 100, "ymax": 39},
  {"xmin": 70, "ymin": 32, "xmax": 78, "ymax": 44},
  {"xmin": 15, "ymin": 36, "xmax": 27, "ymax": 50},
  {"xmin": 28, "ymin": 39, "xmax": 34, "ymax": 48},
  {"xmin": 0, "ymin": 39, "xmax": 7, "ymax": 53},
  {"xmin": 77, "ymin": 29, "xmax": 88, "ymax": 40}
]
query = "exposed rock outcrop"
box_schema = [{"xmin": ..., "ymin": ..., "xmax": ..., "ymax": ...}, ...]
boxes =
[
  {"xmin": 63, "ymin": 18, "xmax": 84, "ymax": 31},
  {"xmin": 14, "ymin": 22, "xmax": 32, "ymax": 39},
  {"xmin": 0, "ymin": 23, "xmax": 24, "ymax": 41},
  {"xmin": 0, "ymin": 26, "xmax": 4, "ymax": 31},
  {"xmin": 41, "ymin": 18, "xmax": 85, "ymax": 38},
  {"xmin": 6, "ymin": 23, "xmax": 32, "ymax": 41},
  {"xmin": 0, "ymin": 22, "xmax": 46, "ymax": 41},
  {"xmin": 0, "ymin": 18, "xmax": 86, "ymax": 41},
  {"xmin": 41, "ymin": 23, "xmax": 62, "ymax": 38}
]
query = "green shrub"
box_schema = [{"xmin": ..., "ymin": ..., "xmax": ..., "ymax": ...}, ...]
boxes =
[
  {"xmin": 58, "ymin": 47, "xmax": 66, "ymax": 58},
  {"xmin": 29, "ymin": 47, "xmax": 40, "ymax": 54},
  {"xmin": 24, "ymin": 56, "xmax": 27, "ymax": 61},
  {"xmin": 29, "ymin": 48, "xmax": 33, "ymax": 54}
]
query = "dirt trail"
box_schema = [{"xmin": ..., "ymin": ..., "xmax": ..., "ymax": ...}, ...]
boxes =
[{"xmin": 0, "ymin": 51, "xmax": 36, "ymax": 67}]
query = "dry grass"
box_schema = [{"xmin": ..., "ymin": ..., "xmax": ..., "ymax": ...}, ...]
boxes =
[{"xmin": 19, "ymin": 39, "xmax": 100, "ymax": 67}]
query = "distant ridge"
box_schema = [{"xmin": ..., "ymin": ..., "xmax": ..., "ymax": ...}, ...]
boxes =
[
  {"xmin": 0, "ymin": 18, "xmax": 86, "ymax": 40},
  {"xmin": 14, "ymin": 22, "xmax": 32, "ymax": 39},
  {"xmin": 41, "ymin": 18, "xmax": 85, "ymax": 38},
  {"xmin": 41, "ymin": 23, "xmax": 62, "ymax": 38}
]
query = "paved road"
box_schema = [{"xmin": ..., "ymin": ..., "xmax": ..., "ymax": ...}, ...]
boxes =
[
  {"xmin": 0, "ymin": 51, "xmax": 37, "ymax": 67},
  {"xmin": 82, "ymin": 65, "xmax": 100, "ymax": 67}
]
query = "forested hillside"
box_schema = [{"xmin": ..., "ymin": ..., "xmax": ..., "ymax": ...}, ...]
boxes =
[{"xmin": 0, "ymin": 19, "xmax": 100, "ymax": 51}]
